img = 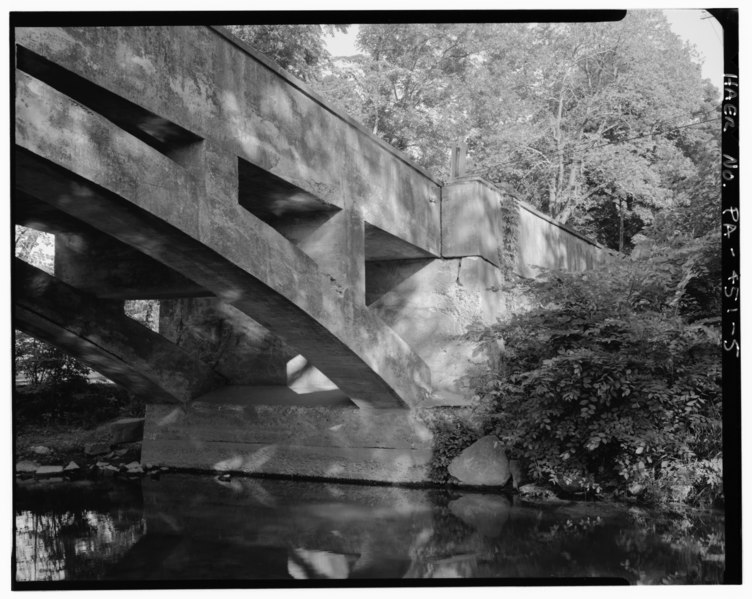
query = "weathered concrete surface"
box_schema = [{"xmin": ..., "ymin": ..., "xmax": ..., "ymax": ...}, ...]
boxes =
[
  {"xmin": 142, "ymin": 401, "xmax": 433, "ymax": 483},
  {"xmin": 295, "ymin": 209, "xmax": 366, "ymax": 304},
  {"xmin": 14, "ymin": 259, "xmax": 221, "ymax": 403},
  {"xmin": 442, "ymin": 177, "xmax": 607, "ymax": 277},
  {"xmin": 515, "ymin": 201, "xmax": 609, "ymax": 277},
  {"xmin": 15, "ymin": 26, "xmax": 441, "ymax": 257},
  {"xmin": 55, "ymin": 230, "xmax": 210, "ymax": 300},
  {"xmin": 15, "ymin": 69, "xmax": 431, "ymax": 409},
  {"xmin": 367, "ymin": 257, "xmax": 507, "ymax": 405},
  {"xmin": 15, "ymin": 192, "xmax": 209, "ymax": 299},
  {"xmin": 441, "ymin": 179, "xmax": 504, "ymax": 268},
  {"xmin": 194, "ymin": 385, "xmax": 352, "ymax": 408},
  {"xmin": 12, "ymin": 190, "xmax": 208, "ymax": 299}
]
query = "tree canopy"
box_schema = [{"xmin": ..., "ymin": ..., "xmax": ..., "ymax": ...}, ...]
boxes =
[{"xmin": 225, "ymin": 24, "xmax": 347, "ymax": 82}]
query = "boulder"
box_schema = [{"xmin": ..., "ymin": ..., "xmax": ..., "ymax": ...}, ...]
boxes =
[
  {"xmin": 125, "ymin": 461, "xmax": 143, "ymax": 474},
  {"xmin": 35, "ymin": 465, "xmax": 64, "ymax": 478},
  {"xmin": 108, "ymin": 418, "xmax": 145, "ymax": 445},
  {"xmin": 63, "ymin": 461, "xmax": 80, "ymax": 472},
  {"xmin": 16, "ymin": 461, "xmax": 40, "ymax": 474},
  {"xmin": 85, "ymin": 442, "xmax": 111, "ymax": 456},
  {"xmin": 100, "ymin": 464, "xmax": 119, "ymax": 477},
  {"xmin": 447, "ymin": 435, "xmax": 511, "ymax": 486}
]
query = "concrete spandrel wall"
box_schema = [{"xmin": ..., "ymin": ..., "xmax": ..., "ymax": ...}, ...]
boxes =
[
  {"xmin": 442, "ymin": 177, "xmax": 607, "ymax": 277},
  {"xmin": 14, "ymin": 26, "xmax": 441, "ymax": 257},
  {"xmin": 367, "ymin": 257, "xmax": 507, "ymax": 406}
]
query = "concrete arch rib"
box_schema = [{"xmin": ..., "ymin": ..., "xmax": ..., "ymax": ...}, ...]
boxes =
[
  {"xmin": 14, "ymin": 260, "xmax": 221, "ymax": 403},
  {"xmin": 14, "ymin": 74, "xmax": 432, "ymax": 410}
]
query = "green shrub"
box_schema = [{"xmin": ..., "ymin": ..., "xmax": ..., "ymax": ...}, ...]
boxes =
[
  {"xmin": 472, "ymin": 233, "xmax": 722, "ymax": 506},
  {"xmin": 422, "ymin": 409, "xmax": 480, "ymax": 483},
  {"xmin": 14, "ymin": 383, "xmax": 140, "ymax": 429}
]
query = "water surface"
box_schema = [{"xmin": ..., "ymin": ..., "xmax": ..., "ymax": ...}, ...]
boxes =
[{"xmin": 14, "ymin": 473, "xmax": 725, "ymax": 585}]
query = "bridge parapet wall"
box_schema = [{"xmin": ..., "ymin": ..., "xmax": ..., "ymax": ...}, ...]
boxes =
[{"xmin": 442, "ymin": 177, "xmax": 609, "ymax": 277}]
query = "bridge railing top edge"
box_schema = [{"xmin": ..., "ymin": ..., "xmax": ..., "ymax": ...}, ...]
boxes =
[
  {"xmin": 209, "ymin": 25, "xmax": 442, "ymax": 188},
  {"xmin": 448, "ymin": 175, "xmax": 609, "ymax": 252}
]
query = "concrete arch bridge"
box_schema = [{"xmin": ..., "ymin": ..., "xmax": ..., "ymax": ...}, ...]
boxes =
[{"xmin": 13, "ymin": 26, "xmax": 607, "ymax": 483}]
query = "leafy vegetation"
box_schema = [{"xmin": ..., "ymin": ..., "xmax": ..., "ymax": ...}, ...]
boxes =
[
  {"xmin": 422, "ymin": 410, "xmax": 481, "ymax": 484},
  {"xmin": 224, "ymin": 24, "xmax": 347, "ymax": 82},
  {"xmin": 15, "ymin": 332, "xmax": 90, "ymax": 389},
  {"xmin": 470, "ymin": 231, "xmax": 722, "ymax": 506},
  {"xmin": 14, "ymin": 382, "xmax": 139, "ymax": 429}
]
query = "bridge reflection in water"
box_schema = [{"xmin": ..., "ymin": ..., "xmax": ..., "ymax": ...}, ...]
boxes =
[{"xmin": 15, "ymin": 475, "xmax": 725, "ymax": 584}]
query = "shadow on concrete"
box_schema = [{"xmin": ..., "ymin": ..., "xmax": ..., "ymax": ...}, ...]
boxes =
[
  {"xmin": 193, "ymin": 385, "xmax": 355, "ymax": 408},
  {"xmin": 365, "ymin": 258, "xmax": 435, "ymax": 307}
]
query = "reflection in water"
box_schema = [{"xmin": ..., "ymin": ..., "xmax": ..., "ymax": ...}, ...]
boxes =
[
  {"xmin": 288, "ymin": 548, "xmax": 357, "ymax": 579},
  {"xmin": 15, "ymin": 509, "xmax": 146, "ymax": 582},
  {"xmin": 14, "ymin": 474, "xmax": 725, "ymax": 584}
]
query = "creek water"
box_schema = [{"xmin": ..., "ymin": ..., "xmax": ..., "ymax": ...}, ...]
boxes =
[{"xmin": 14, "ymin": 473, "xmax": 725, "ymax": 585}]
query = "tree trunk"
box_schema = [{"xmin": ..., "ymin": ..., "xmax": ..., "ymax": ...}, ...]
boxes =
[{"xmin": 618, "ymin": 197, "xmax": 625, "ymax": 254}]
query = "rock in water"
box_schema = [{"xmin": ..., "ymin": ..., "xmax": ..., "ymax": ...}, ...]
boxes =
[
  {"xmin": 125, "ymin": 461, "xmax": 144, "ymax": 474},
  {"xmin": 35, "ymin": 465, "xmax": 64, "ymax": 478},
  {"xmin": 518, "ymin": 484, "xmax": 560, "ymax": 501},
  {"xmin": 447, "ymin": 435, "xmax": 511, "ymax": 486},
  {"xmin": 16, "ymin": 461, "xmax": 40, "ymax": 474}
]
